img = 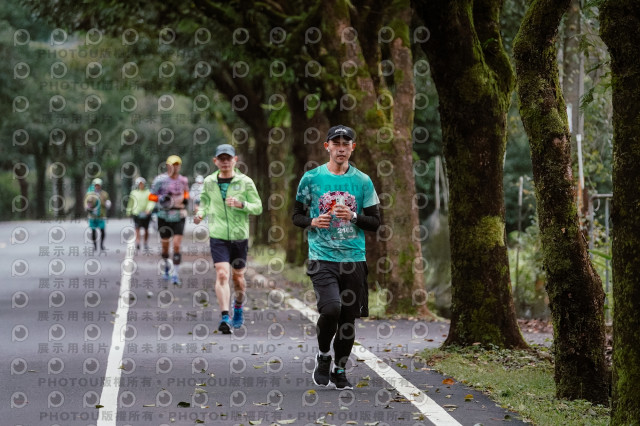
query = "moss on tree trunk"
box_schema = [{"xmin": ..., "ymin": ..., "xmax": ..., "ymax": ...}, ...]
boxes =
[
  {"xmin": 600, "ymin": 1, "xmax": 640, "ymax": 421},
  {"xmin": 513, "ymin": 0, "xmax": 608, "ymax": 405},
  {"xmin": 415, "ymin": 0, "xmax": 527, "ymax": 348}
]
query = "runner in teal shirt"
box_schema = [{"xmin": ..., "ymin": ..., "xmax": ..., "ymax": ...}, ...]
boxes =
[
  {"xmin": 296, "ymin": 163, "xmax": 378, "ymax": 262},
  {"xmin": 293, "ymin": 124, "xmax": 381, "ymax": 390}
]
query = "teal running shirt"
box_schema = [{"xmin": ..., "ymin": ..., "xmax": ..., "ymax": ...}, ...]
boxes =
[{"xmin": 295, "ymin": 164, "xmax": 379, "ymax": 262}]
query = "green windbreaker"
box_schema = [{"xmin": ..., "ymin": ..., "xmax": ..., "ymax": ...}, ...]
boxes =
[
  {"xmin": 125, "ymin": 189, "xmax": 153, "ymax": 216},
  {"xmin": 197, "ymin": 170, "xmax": 263, "ymax": 241}
]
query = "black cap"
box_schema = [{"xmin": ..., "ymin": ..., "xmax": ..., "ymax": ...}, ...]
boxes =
[
  {"xmin": 215, "ymin": 144, "xmax": 236, "ymax": 157},
  {"xmin": 327, "ymin": 125, "xmax": 355, "ymax": 142}
]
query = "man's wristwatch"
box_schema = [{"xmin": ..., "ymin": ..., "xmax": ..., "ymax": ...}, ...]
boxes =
[{"xmin": 350, "ymin": 212, "xmax": 358, "ymax": 224}]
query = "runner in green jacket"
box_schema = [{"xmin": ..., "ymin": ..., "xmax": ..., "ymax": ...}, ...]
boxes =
[
  {"xmin": 194, "ymin": 144, "xmax": 263, "ymax": 334},
  {"xmin": 125, "ymin": 177, "xmax": 154, "ymax": 251}
]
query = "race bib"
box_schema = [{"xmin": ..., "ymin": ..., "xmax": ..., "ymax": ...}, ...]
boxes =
[{"xmin": 329, "ymin": 220, "xmax": 357, "ymax": 240}]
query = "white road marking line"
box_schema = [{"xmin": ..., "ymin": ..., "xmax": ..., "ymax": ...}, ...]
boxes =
[
  {"xmin": 97, "ymin": 242, "xmax": 136, "ymax": 425},
  {"xmin": 285, "ymin": 294, "xmax": 463, "ymax": 426}
]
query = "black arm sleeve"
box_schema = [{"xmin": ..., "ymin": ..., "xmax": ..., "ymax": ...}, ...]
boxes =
[
  {"xmin": 355, "ymin": 204, "xmax": 381, "ymax": 232},
  {"xmin": 292, "ymin": 200, "xmax": 313, "ymax": 228}
]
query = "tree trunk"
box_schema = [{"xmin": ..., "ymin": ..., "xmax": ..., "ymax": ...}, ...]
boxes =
[
  {"xmin": 103, "ymin": 169, "xmax": 113, "ymax": 217},
  {"xmin": 252, "ymin": 131, "xmax": 270, "ymax": 246},
  {"xmin": 513, "ymin": 0, "xmax": 608, "ymax": 404},
  {"xmin": 17, "ymin": 177, "xmax": 29, "ymax": 219},
  {"xmin": 73, "ymin": 174, "xmax": 85, "ymax": 219},
  {"xmin": 34, "ymin": 154, "xmax": 47, "ymax": 219},
  {"xmin": 600, "ymin": 1, "xmax": 640, "ymax": 421},
  {"xmin": 55, "ymin": 177, "xmax": 64, "ymax": 218},
  {"xmin": 322, "ymin": 0, "xmax": 434, "ymax": 318},
  {"xmin": 416, "ymin": 0, "xmax": 527, "ymax": 346}
]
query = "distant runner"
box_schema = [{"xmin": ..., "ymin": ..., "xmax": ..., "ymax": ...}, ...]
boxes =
[
  {"xmin": 126, "ymin": 177, "xmax": 153, "ymax": 251},
  {"xmin": 85, "ymin": 177, "xmax": 111, "ymax": 252},
  {"xmin": 149, "ymin": 155, "xmax": 190, "ymax": 285}
]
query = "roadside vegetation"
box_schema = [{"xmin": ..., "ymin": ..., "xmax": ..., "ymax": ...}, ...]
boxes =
[{"xmin": 420, "ymin": 346, "xmax": 610, "ymax": 425}]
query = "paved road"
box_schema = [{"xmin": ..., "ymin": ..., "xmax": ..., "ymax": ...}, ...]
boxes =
[{"xmin": 1, "ymin": 219, "xmax": 536, "ymax": 426}]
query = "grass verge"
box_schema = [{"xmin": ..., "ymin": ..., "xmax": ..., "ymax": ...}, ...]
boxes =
[
  {"xmin": 420, "ymin": 346, "xmax": 610, "ymax": 425},
  {"xmin": 250, "ymin": 245, "xmax": 311, "ymax": 291}
]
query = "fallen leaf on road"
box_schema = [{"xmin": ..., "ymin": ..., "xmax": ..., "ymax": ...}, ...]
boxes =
[{"xmin": 442, "ymin": 378, "xmax": 455, "ymax": 385}]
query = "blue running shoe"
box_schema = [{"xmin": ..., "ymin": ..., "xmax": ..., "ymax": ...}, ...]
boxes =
[
  {"xmin": 162, "ymin": 260, "xmax": 170, "ymax": 280},
  {"xmin": 171, "ymin": 273, "xmax": 181, "ymax": 286},
  {"xmin": 232, "ymin": 307, "xmax": 244, "ymax": 329},
  {"xmin": 218, "ymin": 315, "xmax": 232, "ymax": 334}
]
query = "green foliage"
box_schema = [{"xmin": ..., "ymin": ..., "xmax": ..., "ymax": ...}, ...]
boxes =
[
  {"xmin": 504, "ymin": 95, "xmax": 537, "ymax": 233},
  {"xmin": 250, "ymin": 245, "xmax": 311, "ymax": 288},
  {"xmin": 1, "ymin": 0, "xmax": 239, "ymax": 219},
  {"xmin": 367, "ymin": 288, "xmax": 390, "ymax": 319},
  {"xmin": 508, "ymin": 224, "xmax": 549, "ymax": 319},
  {"xmin": 578, "ymin": 5, "xmax": 613, "ymax": 198},
  {"xmin": 588, "ymin": 219, "xmax": 613, "ymax": 321},
  {"xmin": 422, "ymin": 211, "xmax": 451, "ymax": 317},
  {"xmin": 421, "ymin": 346, "xmax": 610, "ymax": 425},
  {"xmin": 0, "ymin": 0, "xmax": 49, "ymax": 41},
  {"xmin": 500, "ymin": 0, "xmax": 528, "ymax": 55},
  {"xmin": 0, "ymin": 172, "xmax": 21, "ymax": 220},
  {"xmin": 411, "ymin": 49, "xmax": 444, "ymax": 224}
]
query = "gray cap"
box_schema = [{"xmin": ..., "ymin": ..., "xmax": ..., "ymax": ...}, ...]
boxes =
[
  {"xmin": 327, "ymin": 125, "xmax": 355, "ymax": 141},
  {"xmin": 215, "ymin": 144, "xmax": 236, "ymax": 157}
]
